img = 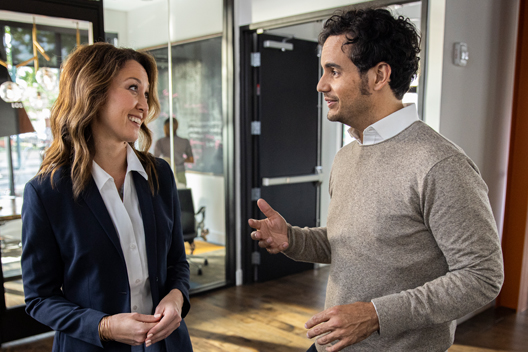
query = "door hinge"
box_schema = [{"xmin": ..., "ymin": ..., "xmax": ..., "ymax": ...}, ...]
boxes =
[
  {"xmin": 251, "ymin": 251, "xmax": 261, "ymax": 265},
  {"xmin": 251, "ymin": 187, "xmax": 261, "ymax": 201},
  {"xmin": 251, "ymin": 121, "xmax": 261, "ymax": 135},
  {"xmin": 251, "ymin": 52, "xmax": 261, "ymax": 67}
]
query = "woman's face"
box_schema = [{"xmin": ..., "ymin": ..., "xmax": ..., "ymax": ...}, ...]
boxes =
[{"xmin": 92, "ymin": 60, "xmax": 150, "ymax": 145}]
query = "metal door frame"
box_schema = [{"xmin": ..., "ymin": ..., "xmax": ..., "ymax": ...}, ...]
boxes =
[{"xmin": 240, "ymin": 30, "xmax": 322, "ymax": 284}]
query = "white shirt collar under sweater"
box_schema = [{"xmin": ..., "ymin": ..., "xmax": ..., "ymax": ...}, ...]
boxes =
[
  {"xmin": 348, "ymin": 103, "xmax": 419, "ymax": 145},
  {"xmin": 91, "ymin": 144, "xmax": 153, "ymax": 315}
]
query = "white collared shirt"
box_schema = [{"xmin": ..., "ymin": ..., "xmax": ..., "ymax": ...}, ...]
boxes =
[
  {"xmin": 349, "ymin": 103, "xmax": 419, "ymax": 145},
  {"xmin": 91, "ymin": 144, "xmax": 152, "ymax": 315}
]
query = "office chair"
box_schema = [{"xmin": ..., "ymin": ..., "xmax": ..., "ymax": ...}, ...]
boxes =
[{"xmin": 177, "ymin": 188, "xmax": 209, "ymax": 275}]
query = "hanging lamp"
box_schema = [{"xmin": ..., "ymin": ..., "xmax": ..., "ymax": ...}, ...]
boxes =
[{"xmin": 15, "ymin": 17, "xmax": 50, "ymax": 72}]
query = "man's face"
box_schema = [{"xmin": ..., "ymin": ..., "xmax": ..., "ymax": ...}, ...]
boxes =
[{"xmin": 317, "ymin": 34, "xmax": 372, "ymax": 129}]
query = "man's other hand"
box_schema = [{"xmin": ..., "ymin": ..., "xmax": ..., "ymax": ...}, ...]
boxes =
[
  {"xmin": 248, "ymin": 199, "xmax": 289, "ymax": 254},
  {"xmin": 305, "ymin": 302, "xmax": 380, "ymax": 351}
]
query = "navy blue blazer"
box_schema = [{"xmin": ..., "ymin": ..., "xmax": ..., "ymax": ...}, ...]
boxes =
[{"xmin": 21, "ymin": 159, "xmax": 193, "ymax": 351}]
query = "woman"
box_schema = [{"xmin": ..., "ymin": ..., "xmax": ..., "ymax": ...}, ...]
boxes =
[
  {"xmin": 153, "ymin": 118, "xmax": 194, "ymax": 187},
  {"xmin": 21, "ymin": 43, "xmax": 193, "ymax": 352}
]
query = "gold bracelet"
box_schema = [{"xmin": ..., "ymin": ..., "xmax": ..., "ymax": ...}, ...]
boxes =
[{"xmin": 98, "ymin": 316, "xmax": 111, "ymax": 342}]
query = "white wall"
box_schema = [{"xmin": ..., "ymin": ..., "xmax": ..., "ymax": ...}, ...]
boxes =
[
  {"xmin": 186, "ymin": 173, "xmax": 226, "ymax": 245},
  {"xmin": 241, "ymin": 0, "xmax": 366, "ymax": 25},
  {"xmin": 437, "ymin": 0, "xmax": 519, "ymax": 236},
  {"xmin": 422, "ymin": 0, "xmax": 446, "ymax": 131},
  {"xmin": 266, "ymin": 22, "xmax": 323, "ymax": 42},
  {"xmin": 126, "ymin": 0, "xmax": 223, "ymax": 49},
  {"xmin": 104, "ymin": 9, "xmax": 128, "ymax": 47}
]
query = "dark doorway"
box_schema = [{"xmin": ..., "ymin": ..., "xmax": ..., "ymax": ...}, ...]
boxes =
[{"xmin": 241, "ymin": 31, "xmax": 321, "ymax": 283}]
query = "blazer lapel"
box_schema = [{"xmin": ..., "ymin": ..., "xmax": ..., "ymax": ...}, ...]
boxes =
[
  {"xmin": 133, "ymin": 172, "xmax": 159, "ymax": 304},
  {"xmin": 80, "ymin": 179, "xmax": 126, "ymax": 264}
]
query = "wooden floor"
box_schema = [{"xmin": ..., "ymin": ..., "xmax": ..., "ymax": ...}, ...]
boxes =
[{"xmin": 2, "ymin": 265, "xmax": 528, "ymax": 351}]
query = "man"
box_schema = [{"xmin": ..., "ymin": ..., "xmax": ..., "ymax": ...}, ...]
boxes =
[
  {"xmin": 153, "ymin": 118, "xmax": 194, "ymax": 187},
  {"xmin": 248, "ymin": 8, "xmax": 504, "ymax": 352}
]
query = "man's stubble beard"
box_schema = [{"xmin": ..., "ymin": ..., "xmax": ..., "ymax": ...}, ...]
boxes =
[{"xmin": 326, "ymin": 73, "xmax": 373, "ymax": 128}]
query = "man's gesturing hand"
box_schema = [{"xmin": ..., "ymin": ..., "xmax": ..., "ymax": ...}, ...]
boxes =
[
  {"xmin": 305, "ymin": 302, "xmax": 379, "ymax": 352},
  {"xmin": 248, "ymin": 199, "xmax": 289, "ymax": 254}
]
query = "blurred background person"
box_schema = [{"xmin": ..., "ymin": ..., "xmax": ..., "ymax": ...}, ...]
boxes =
[{"xmin": 154, "ymin": 118, "xmax": 194, "ymax": 187}]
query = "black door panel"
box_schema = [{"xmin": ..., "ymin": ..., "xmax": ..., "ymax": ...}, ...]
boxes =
[
  {"xmin": 247, "ymin": 33, "xmax": 320, "ymax": 282},
  {"xmin": 259, "ymin": 35, "xmax": 319, "ymax": 178}
]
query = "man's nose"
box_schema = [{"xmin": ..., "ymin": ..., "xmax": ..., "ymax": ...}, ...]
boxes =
[{"xmin": 317, "ymin": 76, "xmax": 329, "ymax": 93}]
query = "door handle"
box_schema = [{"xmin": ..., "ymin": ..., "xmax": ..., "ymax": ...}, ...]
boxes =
[{"xmin": 262, "ymin": 167, "xmax": 323, "ymax": 186}]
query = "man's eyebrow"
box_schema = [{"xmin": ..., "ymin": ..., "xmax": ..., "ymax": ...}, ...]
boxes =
[{"xmin": 324, "ymin": 63, "xmax": 342, "ymax": 70}]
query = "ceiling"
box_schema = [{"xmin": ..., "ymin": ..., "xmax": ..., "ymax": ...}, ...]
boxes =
[{"xmin": 103, "ymin": 0, "xmax": 166, "ymax": 12}]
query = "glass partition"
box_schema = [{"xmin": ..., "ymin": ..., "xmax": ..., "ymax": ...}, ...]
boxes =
[
  {"xmin": 106, "ymin": 0, "xmax": 227, "ymax": 293},
  {"xmin": 0, "ymin": 19, "xmax": 90, "ymax": 196},
  {"xmin": 149, "ymin": 35, "xmax": 226, "ymax": 292},
  {"xmin": 0, "ymin": 16, "xmax": 91, "ymax": 309},
  {"xmin": 0, "ymin": 8, "xmax": 95, "ymax": 343}
]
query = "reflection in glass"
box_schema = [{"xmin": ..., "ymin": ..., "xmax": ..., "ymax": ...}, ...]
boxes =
[
  {"xmin": 29, "ymin": 91, "xmax": 49, "ymax": 110},
  {"xmin": 149, "ymin": 36, "xmax": 225, "ymax": 292},
  {"xmin": 0, "ymin": 22, "xmax": 89, "ymax": 197},
  {"xmin": 1, "ymin": 19, "xmax": 90, "ymax": 310},
  {"xmin": 36, "ymin": 67, "xmax": 59, "ymax": 91},
  {"xmin": 0, "ymin": 81, "xmax": 22, "ymax": 102},
  {"xmin": 150, "ymin": 36, "xmax": 223, "ymax": 175},
  {"xmin": 1, "ymin": 219, "xmax": 24, "ymax": 308}
]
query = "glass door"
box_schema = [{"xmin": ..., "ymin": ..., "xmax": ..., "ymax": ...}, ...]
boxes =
[{"xmin": 0, "ymin": 11, "xmax": 92, "ymax": 344}]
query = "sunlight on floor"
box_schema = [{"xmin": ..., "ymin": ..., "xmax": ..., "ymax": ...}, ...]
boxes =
[{"xmin": 449, "ymin": 345, "xmax": 511, "ymax": 352}]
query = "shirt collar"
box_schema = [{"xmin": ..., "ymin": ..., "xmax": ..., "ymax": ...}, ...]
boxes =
[
  {"xmin": 91, "ymin": 144, "xmax": 148, "ymax": 191},
  {"xmin": 126, "ymin": 144, "xmax": 148, "ymax": 181},
  {"xmin": 348, "ymin": 103, "xmax": 419, "ymax": 146}
]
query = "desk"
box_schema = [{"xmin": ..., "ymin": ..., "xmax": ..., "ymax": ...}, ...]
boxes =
[{"xmin": 0, "ymin": 196, "xmax": 22, "ymax": 221}]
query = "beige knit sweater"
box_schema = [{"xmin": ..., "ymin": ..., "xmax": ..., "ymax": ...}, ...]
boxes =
[{"xmin": 284, "ymin": 121, "xmax": 504, "ymax": 352}]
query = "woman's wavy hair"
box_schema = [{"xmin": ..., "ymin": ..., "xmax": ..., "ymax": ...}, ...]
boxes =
[
  {"xmin": 319, "ymin": 8, "xmax": 421, "ymax": 100},
  {"xmin": 39, "ymin": 42, "xmax": 161, "ymax": 199}
]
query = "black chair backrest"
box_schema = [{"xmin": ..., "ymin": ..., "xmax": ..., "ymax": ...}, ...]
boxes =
[{"xmin": 178, "ymin": 189, "xmax": 196, "ymax": 236}]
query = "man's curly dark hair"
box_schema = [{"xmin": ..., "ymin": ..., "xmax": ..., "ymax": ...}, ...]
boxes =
[{"xmin": 319, "ymin": 8, "xmax": 420, "ymax": 100}]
